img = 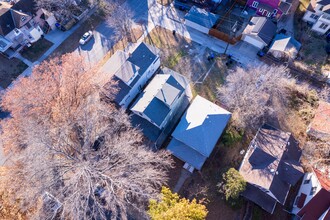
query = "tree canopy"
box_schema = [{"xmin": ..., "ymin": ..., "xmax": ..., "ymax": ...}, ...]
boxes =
[
  {"xmin": 148, "ymin": 187, "xmax": 208, "ymax": 220},
  {"xmin": 218, "ymin": 64, "xmax": 295, "ymax": 132},
  {"xmin": 218, "ymin": 168, "xmax": 246, "ymax": 201},
  {"xmin": 0, "ymin": 53, "xmax": 172, "ymax": 220}
]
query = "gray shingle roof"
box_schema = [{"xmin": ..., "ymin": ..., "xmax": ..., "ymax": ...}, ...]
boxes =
[
  {"xmin": 167, "ymin": 95, "xmax": 231, "ymax": 170},
  {"xmin": 131, "ymin": 74, "xmax": 184, "ymax": 127},
  {"xmin": 143, "ymin": 98, "xmax": 171, "ymax": 127},
  {"xmin": 239, "ymin": 124, "xmax": 304, "ymax": 213},
  {"xmin": 184, "ymin": 6, "xmax": 220, "ymax": 29},
  {"xmin": 250, "ymin": 16, "xmax": 277, "ymax": 44},
  {"xmin": 127, "ymin": 42, "xmax": 158, "ymax": 76},
  {"xmin": 114, "ymin": 61, "xmax": 140, "ymax": 85},
  {"xmin": 241, "ymin": 183, "xmax": 277, "ymax": 213}
]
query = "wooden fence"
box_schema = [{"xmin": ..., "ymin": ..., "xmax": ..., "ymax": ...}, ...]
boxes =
[{"xmin": 209, "ymin": 28, "xmax": 242, "ymax": 44}]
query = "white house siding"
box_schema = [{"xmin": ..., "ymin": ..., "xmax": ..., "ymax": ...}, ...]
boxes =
[
  {"xmin": 242, "ymin": 35, "xmax": 265, "ymax": 49},
  {"xmin": 312, "ymin": 16, "xmax": 330, "ymax": 34},
  {"xmin": 291, "ymin": 172, "xmax": 322, "ymax": 214},
  {"xmin": 303, "ymin": 11, "xmax": 319, "ymax": 23},
  {"xmin": 120, "ymin": 57, "xmax": 160, "ymax": 108},
  {"xmin": 185, "ymin": 20, "xmax": 210, "ymax": 34}
]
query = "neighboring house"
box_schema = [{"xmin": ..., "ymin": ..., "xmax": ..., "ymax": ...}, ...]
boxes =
[
  {"xmin": 307, "ymin": 101, "xmax": 330, "ymax": 140},
  {"xmin": 0, "ymin": 0, "xmax": 45, "ymax": 57},
  {"xmin": 184, "ymin": 6, "xmax": 220, "ymax": 34},
  {"xmin": 269, "ymin": 33, "xmax": 301, "ymax": 59},
  {"xmin": 291, "ymin": 168, "xmax": 330, "ymax": 219},
  {"xmin": 242, "ymin": 16, "xmax": 277, "ymax": 49},
  {"xmin": 130, "ymin": 67, "xmax": 192, "ymax": 148},
  {"xmin": 239, "ymin": 124, "xmax": 304, "ymax": 214},
  {"xmin": 131, "ymin": 68, "xmax": 190, "ymax": 130},
  {"xmin": 246, "ymin": 0, "xmax": 292, "ymax": 18},
  {"xmin": 167, "ymin": 95, "xmax": 231, "ymax": 171},
  {"xmin": 303, "ymin": 0, "xmax": 330, "ymax": 35},
  {"xmin": 101, "ymin": 42, "xmax": 160, "ymax": 109}
]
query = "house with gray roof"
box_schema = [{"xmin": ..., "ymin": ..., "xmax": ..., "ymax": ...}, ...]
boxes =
[
  {"xmin": 130, "ymin": 68, "xmax": 191, "ymax": 147},
  {"xmin": 303, "ymin": 0, "xmax": 330, "ymax": 34},
  {"xmin": 0, "ymin": 0, "xmax": 44, "ymax": 57},
  {"xmin": 269, "ymin": 34, "xmax": 301, "ymax": 59},
  {"xmin": 184, "ymin": 6, "xmax": 220, "ymax": 34},
  {"xmin": 167, "ymin": 95, "xmax": 231, "ymax": 170},
  {"xmin": 239, "ymin": 124, "xmax": 304, "ymax": 214},
  {"xmin": 101, "ymin": 42, "xmax": 160, "ymax": 108},
  {"xmin": 242, "ymin": 16, "xmax": 277, "ymax": 49}
]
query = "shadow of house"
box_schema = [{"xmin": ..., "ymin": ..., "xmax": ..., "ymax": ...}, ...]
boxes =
[
  {"xmin": 239, "ymin": 124, "xmax": 304, "ymax": 214},
  {"xmin": 167, "ymin": 95, "xmax": 231, "ymax": 170}
]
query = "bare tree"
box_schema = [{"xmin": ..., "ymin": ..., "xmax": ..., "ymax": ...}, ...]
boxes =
[
  {"xmin": 218, "ymin": 64, "xmax": 295, "ymax": 132},
  {"xmin": 36, "ymin": 0, "xmax": 81, "ymax": 20},
  {"xmin": 0, "ymin": 53, "xmax": 172, "ymax": 220},
  {"xmin": 107, "ymin": 3, "xmax": 135, "ymax": 42},
  {"xmin": 303, "ymin": 140, "xmax": 330, "ymax": 167}
]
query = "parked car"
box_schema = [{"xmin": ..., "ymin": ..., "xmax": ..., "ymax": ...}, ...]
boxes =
[{"xmin": 79, "ymin": 31, "xmax": 93, "ymax": 45}]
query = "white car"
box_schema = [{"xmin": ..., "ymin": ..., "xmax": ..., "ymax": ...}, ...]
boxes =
[{"xmin": 79, "ymin": 31, "xmax": 93, "ymax": 45}]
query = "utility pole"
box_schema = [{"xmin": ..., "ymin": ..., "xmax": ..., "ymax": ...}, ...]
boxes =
[{"xmin": 224, "ymin": 21, "xmax": 238, "ymax": 55}]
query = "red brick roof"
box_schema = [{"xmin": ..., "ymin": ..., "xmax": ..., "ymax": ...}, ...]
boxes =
[
  {"xmin": 314, "ymin": 168, "xmax": 330, "ymax": 191},
  {"xmin": 297, "ymin": 188, "xmax": 330, "ymax": 219},
  {"xmin": 309, "ymin": 101, "xmax": 330, "ymax": 136}
]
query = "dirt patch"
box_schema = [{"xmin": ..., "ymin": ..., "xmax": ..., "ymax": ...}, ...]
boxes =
[
  {"xmin": 0, "ymin": 56, "xmax": 28, "ymax": 89},
  {"xmin": 180, "ymin": 140, "xmax": 248, "ymax": 220},
  {"xmin": 20, "ymin": 38, "xmax": 53, "ymax": 62}
]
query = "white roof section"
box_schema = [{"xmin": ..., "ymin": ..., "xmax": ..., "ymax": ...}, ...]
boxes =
[
  {"xmin": 171, "ymin": 95, "xmax": 231, "ymax": 156},
  {"xmin": 131, "ymin": 74, "xmax": 173, "ymax": 112}
]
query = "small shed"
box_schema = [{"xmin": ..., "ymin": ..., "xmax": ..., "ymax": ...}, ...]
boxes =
[
  {"xmin": 184, "ymin": 6, "xmax": 220, "ymax": 34},
  {"xmin": 269, "ymin": 34, "xmax": 301, "ymax": 59},
  {"xmin": 167, "ymin": 95, "xmax": 231, "ymax": 170}
]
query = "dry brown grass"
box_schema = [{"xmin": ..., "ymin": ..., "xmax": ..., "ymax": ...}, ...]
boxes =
[
  {"xmin": 294, "ymin": 0, "xmax": 330, "ymax": 75},
  {"xmin": 143, "ymin": 26, "xmax": 227, "ymax": 102}
]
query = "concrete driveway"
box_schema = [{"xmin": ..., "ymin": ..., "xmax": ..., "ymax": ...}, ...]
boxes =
[
  {"xmin": 75, "ymin": 0, "xmax": 155, "ymax": 66},
  {"xmin": 76, "ymin": 23, "xmax": 116, "ymax": 66}
]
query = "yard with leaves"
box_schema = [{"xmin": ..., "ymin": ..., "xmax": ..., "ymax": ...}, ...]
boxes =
[
  {"xmin": 142, "ymin": 26, "xmax": 320, "ymax": 220},
  {"xmin": 293, "ymin": 0, "xmax": 330, "ymax": 75}
]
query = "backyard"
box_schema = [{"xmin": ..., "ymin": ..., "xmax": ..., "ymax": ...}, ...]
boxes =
[
  {"xmin": 143, "ymin": 26, "xmax": 228, "ymax": 102},
  {"xmin": 293, "ymin": 0, "xmax": 330, "ymax": 75},
  {"xmin": 0, "ymin": 56, "xmax": 28, "ymax": 89},
  {"xmin": 142, "ymin": 26, "xmax": 318, "ymax": 220}
]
